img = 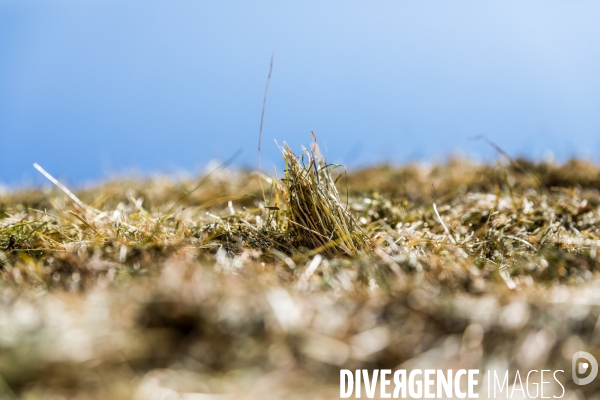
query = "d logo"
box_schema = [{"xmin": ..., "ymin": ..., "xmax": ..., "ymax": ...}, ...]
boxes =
[{"xmin": 572, "ymin": 351, "xmax": 598, "ymax": 385}]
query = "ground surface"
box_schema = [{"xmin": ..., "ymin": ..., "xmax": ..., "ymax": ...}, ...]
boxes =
[{"xmin": 1, "ymin": 158, "xmax": 600, "ymax": 399}]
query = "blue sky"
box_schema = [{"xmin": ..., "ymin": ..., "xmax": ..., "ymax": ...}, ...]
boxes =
[{"xmin": 1, "ymin": 1, "xmax": 600, "ymax": 185}]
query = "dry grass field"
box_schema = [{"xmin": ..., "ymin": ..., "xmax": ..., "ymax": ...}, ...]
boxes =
[{"xmin": 2, "ymin": 149, "xmax": 600, "ymax": 399}]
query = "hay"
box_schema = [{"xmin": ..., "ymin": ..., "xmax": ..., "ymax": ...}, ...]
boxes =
[{"xmin": 1, "ymin": 157, "xmax": 600, "ymax": 397}]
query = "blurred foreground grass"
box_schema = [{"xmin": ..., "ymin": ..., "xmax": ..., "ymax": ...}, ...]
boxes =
[{"xmin": 2, "ymin": 157, "xmax": 600, "ymax": 399}]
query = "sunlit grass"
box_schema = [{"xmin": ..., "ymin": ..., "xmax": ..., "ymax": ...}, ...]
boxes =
[{"xmin": 1, "ymin": 152, "xmax": 600, "ymax": 398}]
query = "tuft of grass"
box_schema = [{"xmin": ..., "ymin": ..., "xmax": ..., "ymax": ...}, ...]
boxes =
[{"xmin": 275, "ymin": 141, "xmax": 371, "ymax": 256}]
